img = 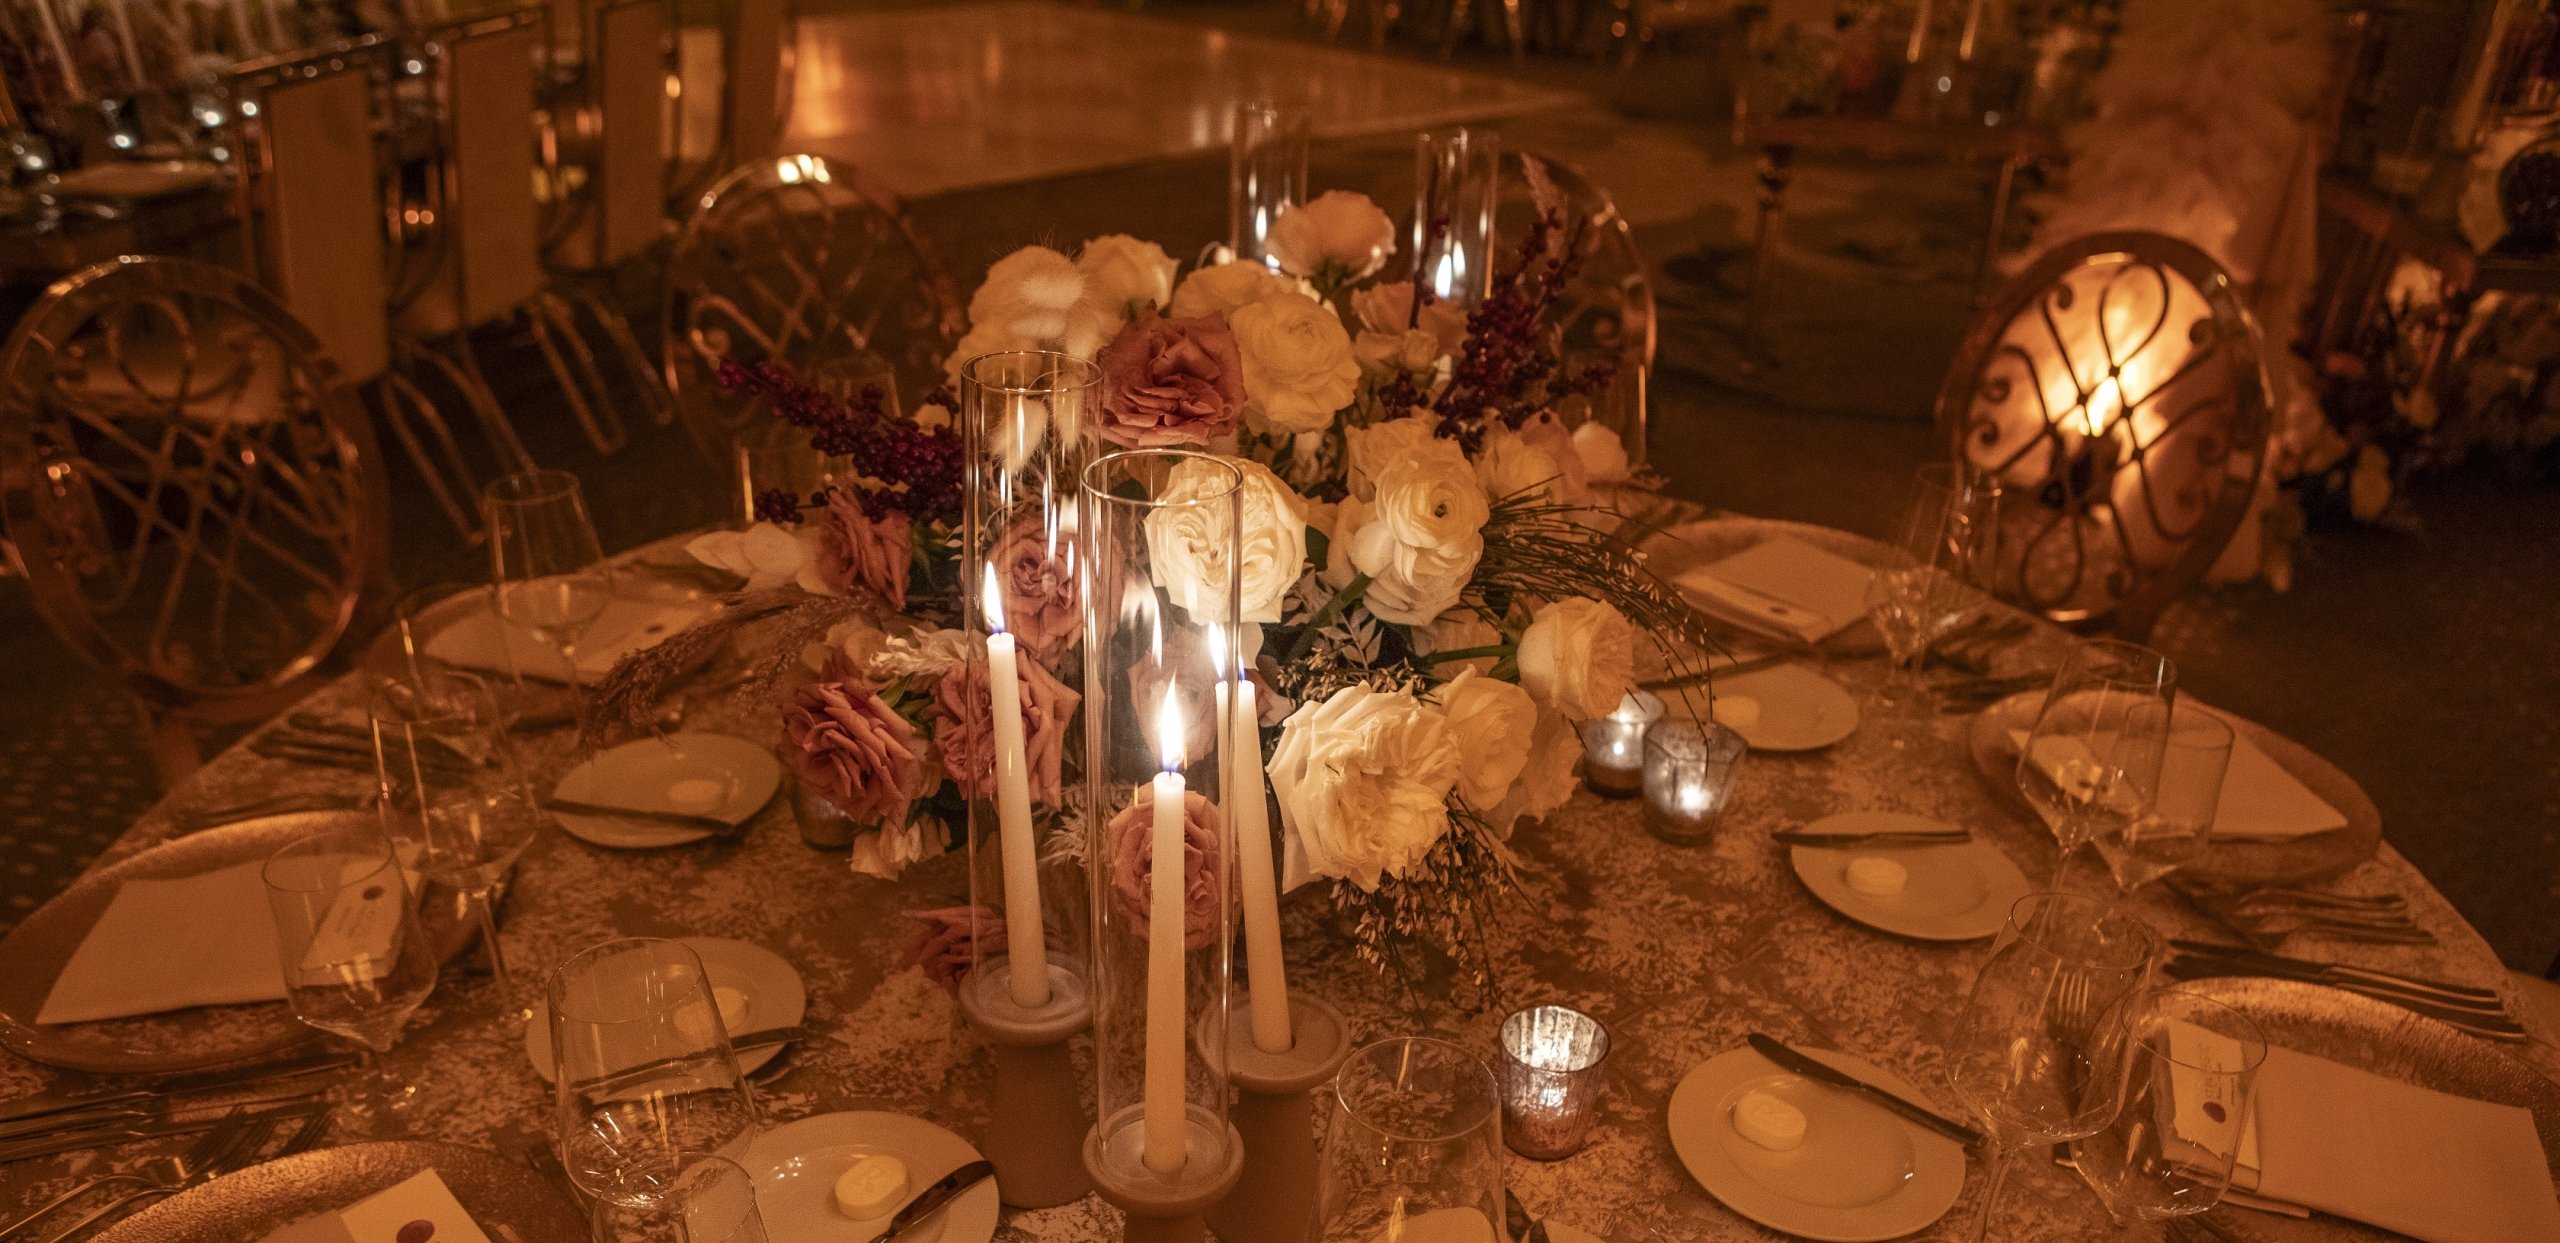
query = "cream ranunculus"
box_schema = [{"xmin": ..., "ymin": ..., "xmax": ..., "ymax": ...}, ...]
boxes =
[
  {"xmin": 1336, "ymin": 495, "xmax": 1479, "ymax": 626},
  {"xmin": 1230, "ymin": 293, "xmax": 1361, "ymax": 434},
  {"xmin": 1572, "ymin": 422, "xmax": 1632, "ymax": 485},
  {"xmin": 1413, "ymin": 612, "xmax": 1502, "ymax": 677},
  {"xmin": 1515, "ymin": 598, "xmax": 1636, "ymax": 720},
  {"xmin": 1140, "ymin": 456, "xmax": 1309, "ymax": 624},
  {"xmin": 1078, "ymin": 234, "xmax": 1178, "ymax": 318},
  {"xmin": 1348, "ymin": 280, "xmax": 1468, "ymax": 355},
  {"xmin": 1473, "ymin": 423, "xmax": 1568, "ymax": 504},
  {"xmin": 1485, "ymin": 708, "xmax": 1580, "ymax": 837},
  {"xmin": 1169, "ymin": 259, "xmax": 1299, "ymax": 320},
  {"xmin": 1344, "ymin": 414, "xmax": 1449, "ymax": 502},
  {"xmin": 1514, "ymin": 408, "xmax": 1590, "ymax": 503},
  {"xmin": 1371, "ymin": 443, "xmax": 1490, "ymax": 555},
  {"xmin": 1430, "ymin": 669, "xmax": 1536, "ymax": 810},
  {"xmin": 1266, "ymin": 190, "xmax": 1397, "ymax": 281},
  {"xmin": 1269, "ymin": 686, "xmax": 1462, "ymax": 891}
]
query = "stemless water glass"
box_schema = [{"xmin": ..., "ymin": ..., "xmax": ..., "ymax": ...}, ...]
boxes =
[
  {"xmin": 261, "ymin": 825, "xmax": 441, "ymax": 1055},
  {"xmin": 1867, "ymin": 463, "xmax": 1999, "ymax": 712},
  {"xmin": 2016, "ymin": 639, "xmax": 2176, "ymax": 880},
  {"xmin": 485, "ymin": 469, "xmax": 614, "ymax": 696},
  {"xmin": 1316, "ymin": 1038, "xmax": 1506, "ymax": 1243},
  {"xmin": 2064, "ymin": 988, "xmax": 2267, "ymax": 1241},
  {"xmin": 369, "ymin": 671, "xmax": 538, "ymax": 1019},
  {"xmin": 591, "ymin": 1155, "xmax": 771, "ymax": 1243},
  {"xmin": 2091, "ymin": 705, "xmax": 2234, "ymax": 897},
  {"xmin": 551, "ymin": 938, "xmax": 762, "ymax": 1206},
  {"xmin": 1944, "ymin": 893, "xmax": 2161, "ymax": 1243}
]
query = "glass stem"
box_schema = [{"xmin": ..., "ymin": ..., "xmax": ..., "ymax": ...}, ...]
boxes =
[
  {"xmin": 468, "ymin": 887, "xmax": 511, "ymax": 997},
  {"xmin": 1971, "ymin": 1144, "xmax": 2014, "ymax": 1243}
]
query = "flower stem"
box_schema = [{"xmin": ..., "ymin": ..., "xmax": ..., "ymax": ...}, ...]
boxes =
[
  {"xmin": 1421, "ymin": 642, "xmax": 1512, "ymax": 665},
  {"xmin": 1286, "ymin": 575, "xmax": 1371, "ymax": 660}
]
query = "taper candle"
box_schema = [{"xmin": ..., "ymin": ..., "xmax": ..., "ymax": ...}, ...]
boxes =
[
  {"xmin": 983, "ymin": 564, "xmax": 1050, "ymax": 1009},
  {"xmin": 1144, "ymin": 684, "xmax": 1189, "ymax": 1175},
  {"xmin": 1214, "ymin": 628, "xmax": 1290, "ymax": 1054}
]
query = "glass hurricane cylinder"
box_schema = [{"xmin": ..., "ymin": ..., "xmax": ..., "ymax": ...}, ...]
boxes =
[
  {"xmin": 1077, "ymin": 448, "xmax": 1243, "ymax": 1205},
  {"xmin": 1579, "ymin": 691, "xmax": 1661, "ymax": 797},
  {"xmin": 1412, "ymin": 127, "xmax": 1501, "ymax": 308},
  {"xmin": 1228, "ymin": 100, "xmax": 1308, "ymax": 270},
  {"xmin": 1642, "ymin": 719, "xmax": 1748, "ymax": 845}
]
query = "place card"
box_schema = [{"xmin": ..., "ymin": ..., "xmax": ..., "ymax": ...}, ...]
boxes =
[{"xmin": 259, "ymin": 1169, "xmax": 494, "ymax": 1243}]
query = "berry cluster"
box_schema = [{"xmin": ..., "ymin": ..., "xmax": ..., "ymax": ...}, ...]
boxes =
[
  {"xmin": 715, "ymin": 358, "xmax": 964, "ymax": 523},
  {"xmin": 1431, "ymin": 210, "xmax": 1612, "ymax": 434}
]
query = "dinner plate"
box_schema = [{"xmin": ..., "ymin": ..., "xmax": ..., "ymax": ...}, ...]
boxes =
[
  {"xmin": 550, "ymin": 733, "xmax": 781, "ymax": 848},
  {"xmin": 1786, "ymin": 813, "xmax": 2029, "ymax": 941},
  {"xmin": 1669, "ymin": 1045, "xmax": 1966, "ymax": 1241},
  {"xmin": 0, "ymin": 812, "xmax": 475, "ymax": 1074},
  {"xmin": 1665, "ymin": 662, "xmax": 1860, "ymax": 752},
  {"xmin": 524, "ymin": 936, "xmax": 805, "ymax": 1080},
  {"xmin": 95, "ymin": 1141, "xmax": 584, "ymax": 1242},
  {"xmin": 396, "ymin": 585, "xmax": 713, "ymax": 685},
  {"xmin": 741, "ymin": 1111, "xmax": 1000, "ymax": 1243},
  {"xmin": 1966, "ymin": 692, "xmax": 2382, "ymax": 887}
]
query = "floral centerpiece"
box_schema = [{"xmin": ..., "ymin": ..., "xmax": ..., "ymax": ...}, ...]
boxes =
[{"xmin": 590, "ymin": 168, "xmax": 1718, "ymax": 989}]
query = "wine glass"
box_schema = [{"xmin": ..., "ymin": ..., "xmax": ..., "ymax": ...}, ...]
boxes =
[
  {"xmin": 1867, "ymin": 463, "xmax": 1999, "ymax": 713},
  {"xmin": 260, "ymin": 825, "xmax": 442, "ymax": 1056},
  {"xmin": 1315, "ymin": 1037, "xmax": 1506, "ymax": 1243},
  {"xmin": 591, "ymin": 1155, "xmax": 771, "ymax": 1242},
  {"xmin": 485, "ymin": 469, "xmax": 614, "ymax": 698},
  {"xmin": 2016, "ymin": 639, "xmax": 2176, "ymax": 883},
  {"xmin": 550, "ymin": 938, "xmax": 763, "ymax": 1207},
  {"xmin": 2065, "ymin": 988, "xmax": 2267, "ymax": 1241},
  {"xmin": 1943, "ymin": 892, "xmax": 2161, "ymax": 1243},
  {"xmin": 2090, "ymin": 705, "xmax": 2234, "ymax": 897},
  {"xmin": 369, "ymin": 671, "xmax": 539, "ymax": 1024}
]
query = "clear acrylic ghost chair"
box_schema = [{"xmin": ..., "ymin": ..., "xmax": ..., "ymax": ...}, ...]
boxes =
[
  {"xmin": 1496, "ymin": 150, "xmax": 1657, "ymax": 475},
  {"xmin": 668, "ymin": 0, "xmax": 792, "ymax": 207}
]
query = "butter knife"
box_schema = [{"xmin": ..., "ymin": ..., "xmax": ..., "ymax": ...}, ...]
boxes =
[
  {"xmin": 540, "ymin": 797, "xmax": 742, "ymax": 833},
  {"xmin": 1772, "ymin": 829, "xmax": 1972, "ymax": 849},
  {"xmin": 1744, "ymin": 1034, "xmax": 1984, "ymax": 1147},
  {"xmin": 861, "ymin": 1159, "xmax": 992, "ymax": 1243}
]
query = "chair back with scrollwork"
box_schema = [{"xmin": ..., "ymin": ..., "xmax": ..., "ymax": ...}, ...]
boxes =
[
  {"xmin": 0, "ymin": 257, "xmax": 389, "ymax": 781},
  {"xmin": 1935, "ymin": 232, "xmax": 2272, "ymax": 639},
  {"xmin": 661, "ymin": 153, "xmax": 966, "ymax": 465},
  {"xmin": 1503, "ymin": 151, "xmax": 1656, "ymax": 469}
]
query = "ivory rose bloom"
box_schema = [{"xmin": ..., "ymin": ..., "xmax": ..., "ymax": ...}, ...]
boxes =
[
  {"xmin": 991, "ymin": 511, "xmax": 1080, "ymax": 663},
  {"xmin": 1269, "ymin": 686, "xmax": 1462, "ymax": 891},
  {"xmin": 1371, "ymin": 446, "xmax": 1490, "ymax": 557},
  {"xmin": 1093, "ymin": 307, "xmax": 1245, "ymax": 447},
  {"xmin": 783, "ymin": 679, "xmax": 932, "ymax": 825},
  {"xmin": 1473, "ymin": 424, "xmax": 1568, "ymax": 503},
  {"xmin": 816, "ymin": 491, "xmax": 911, "ymax": 610},
  {"xmin": 1266, "ymin": 190, "xmax": 1396, "ymax": 281},
  {"xmin": 1345, "ymin": 414, "xmax": 1450, "ymax": 502},
  {"xmin": 1169, "ymin": 259, "xmax": 1298, "ymax": 320},
  {"xmin": 1105, "ymin": 788, "xmax": 1224, "ymax": 948},
  {"xmin": 1141, "ymin": 456, "xmax": 1307, "ymax": 624},
  {"xmin": 1230, "ymin": 293, "xmax": 1360, "ymax": 433},
  {"xmin": 1487, "ymin": 709, "xmax": 1580, "ymax": 836},
  {"xmin": 1430, "ymin": 669, "xmax": 1536, "ymax": 809},
  {"xmin": 1516, "ymin": 598, "xmax": 1636, "ymax": 720},
  {"xmin": 1077, "ymin": 234, "xmax": 1178, "ymax": 316},
  {"xmin": 1349, "ymin": 280, "xmax": 1468, "ymax": 355}
]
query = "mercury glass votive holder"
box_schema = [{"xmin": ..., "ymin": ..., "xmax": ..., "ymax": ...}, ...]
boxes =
[
  {"xmin": 1642, "ymin": 720, "xmax": 1748, "ymax": 846},
  {"xmin": 1579, "ymin": 691, "xmax": 1662, "ymax": 798},
  {"xmin": 1496, "ymin": 1005, "xmax": 1612, "ymax": 1159}
]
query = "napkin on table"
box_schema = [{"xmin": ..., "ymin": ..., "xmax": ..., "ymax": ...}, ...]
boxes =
[
  {"xmin": 1675, "ymin": 536, "xmax": 1874, "ymax": 644},
  {"xmin": 424, "ymin": 596, "xmax": 707, "ymax": 683},
  {"xmin": 36, "ymin": 861, "xmax": 286, "ymax": 1025},
  {"xmin": 259, "ymin": 1169, "xmax": 495, "ymax": 1243},
  {"xmin": 2202, "ymin": 712, "xmax": 2349, "ymax": 841}
]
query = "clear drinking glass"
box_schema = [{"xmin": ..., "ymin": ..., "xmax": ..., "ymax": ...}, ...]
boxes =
[
  {"xmin": 1412, "ymin": 128, "xmax": 1501, "ymax": 308},
  {"xmin": 2016, "ymin": 639, "xmax": 2176, "ymax": 880},
  {"xmin": 550, "ymin": 938, "xmax": 763, "ymax": 1206},
  {"xmin": 2091, "ymin": 705, "xmax": 2234, "ymax": 896},
  {"xmin": 369, "ymin": 671, "xmax": 538, "ymax": 1021},
  {"xmin": 1944, "ymin": 893, "xmax": 2161, "ymax": 1243},
  {"xmin": 1316, "ymin": 1038, "xmax": 1505, "ymax": 1243},
  {"xmin": 260, "ymin": 825, "xmax": 442, "ymax": 1054},
  {"xmin": 1228, "ymin": 99, "xmax": 1308, "ymax": 269},
  {"xmin": 1867, "ymin": 462, "xmax": 1999, "ymax": 712},
  {"xmin": 591, "ymin": 1155, "xmax": 771, "ymax": 1243},
  {"xmin": 485, "ymin": 469, "xmax": 614, "ymax": 696},
  {"xmin": 2065, "ymin": 989, "xmax": 2266, "ymax": 1241}
]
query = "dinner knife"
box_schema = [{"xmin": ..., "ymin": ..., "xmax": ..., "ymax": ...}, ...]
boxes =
[
  {"xmin": 2158, "ymin": 960, "xmax": 2526, "ymax": 1042},
  {"xmin": 861, "ymin": 1160, "xmax": 992, "ymax": 1243},
  {"xmin": 2167, "ymin": 940, "xmax": 2504, "ymax": 1005},
  {"xmin": 0, "ymin": 1051, "xmax": 358, "ymax": 1128},
  {"xmin": 539, "ymin": 797, "xmax": 742, "ymax": 833},
  {"xmin": 1744, "ymin": 1034, "xmax": 1984, "ymax": 1147},
  {"xmin": 1772, "ymin": 829, "xmax": 1972, "ymax": 849},
  {"xmin": 567, "ymin": 1026, "xmax": 810, "ymax": 1091}
]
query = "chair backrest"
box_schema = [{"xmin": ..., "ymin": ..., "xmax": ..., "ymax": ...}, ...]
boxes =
[
  {"xmin": 661, "ymin": 153, "xmax": 964, "ymax": 465},
  {"xmin": 1503, "ymin": 151, "xmax": 1656, "ymax": 469},
  {"xmin": 719, "ymin": 0, "xmax": 789, "ymax": 168},
  {"xmin": 1934, "ymin": 232, "xmax": 2273, "ymax": 638},
  {"xmin": 231, "ymin": 41, "xmax": 397, "ymax": 385},
  {"xmin": 0, "ymin": 256, "xmax": 388, "ymax": 711},
  {"xmin": 595, "ymin": 0, "xmax": 671, "ymax": 266},
  {"xmin": 432, "ymin": 8, "xmax": 548, "ymax": 327}
]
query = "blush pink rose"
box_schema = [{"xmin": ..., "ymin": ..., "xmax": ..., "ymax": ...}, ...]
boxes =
[
  {"xmin": 993, "ymin": 511, "xmax": 1080, "ymax": 664},
  {"xmin": 818, "ymin": 491, "xmax": 912, "ymax": 610},
  {"xmin": 903, "ymin": 905, "xmax": 1006, "ymax": 994},
  {"xmin": 1105, "ymin": 788, "xmax": 1223, "ymax": 950},
  {"xmin": 1093, "ymin": 307, "xmax": 1246, "ymax": 447},
  {"xmin": 783, "ymin": 679, "xmax": 928, "ymax": 825},
  {"xmin": 933, "ymin": 653, "xmax": 1080, "ymax": 805}
]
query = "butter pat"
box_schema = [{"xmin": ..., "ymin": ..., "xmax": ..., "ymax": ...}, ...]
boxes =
[
  {"xmin": 1845, "ymin": 856, "xmax": 1908, "ymax": 897},
  {"xmin": 1733, "ymin": 1089, "xmax": 1807, "ymax": 1151},
  {"xmin": 673, "ymin": 984, "xmax": 752, "ymax": 1047},
  {"xmin": 1710, "ymin": 695, "xmax": 1761, "ymax": 730},
  {"xmin": 834, "ymin": 1154, "xmax": 908, "ymax": 1218},
  {"xmin": 665, "ymin": 777, "xmax": 728, "ymax": 813}
]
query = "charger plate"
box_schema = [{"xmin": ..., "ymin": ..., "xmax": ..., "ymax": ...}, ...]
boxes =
[{"xmin": 95, "ymin": 1141, "xmax": 582, "ymax": 1242}]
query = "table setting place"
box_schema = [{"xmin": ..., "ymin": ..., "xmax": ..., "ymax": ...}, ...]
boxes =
[{"xmin": 4, "ymin": 198, "xmax": 2557, "ymax": 1243}]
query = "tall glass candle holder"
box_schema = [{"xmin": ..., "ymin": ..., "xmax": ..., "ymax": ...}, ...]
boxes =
[
  {"xmin": 1078, "ymin": 449, "xmax": 1244, "ymax": 1239},
  {"xmin": 1579, "ymin": 690, "xmax": 1662, "ymax": 797},
  {"xmin": 1643, "ymin": 719, "xmax": 1749, "ymax": 846},
  {"xmin": 1412, "ymin": 127, "xmax": 1501, "ymax": 308},
  {"xmin": 1229, "ymin": 100, "xmax": 1308, "ymax": 271}
]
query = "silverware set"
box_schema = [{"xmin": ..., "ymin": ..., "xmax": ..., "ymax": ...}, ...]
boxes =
[
  {"xmin": 2170, "ymin": 879, "xmax": 2434, "ymax": 947},
  {"xmin": 0, "ymin": 1051, "xmax": 354, "ymax": 1159},
  {"xmin": 2164, "ymin": 940, "xmax": 2525, "ymax": 1042},
  {"xmin": 0, "ymin": 1098, "xmax": 333, "ymax": 1241}
]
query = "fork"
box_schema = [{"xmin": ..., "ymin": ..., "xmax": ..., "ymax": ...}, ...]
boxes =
[
  {"xmin": 39, "ymin": 1103, "xmax": 328, "ymax": 1241},
  {"xmin": 0, "ymin": 1110, "xmax": 253, "ymax": 1242},
  {"xmin": 2229, "ymin": 911, "xmax": 2435, "ymax": 947}
]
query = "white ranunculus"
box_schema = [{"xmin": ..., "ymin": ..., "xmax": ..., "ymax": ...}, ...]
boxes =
[
  {"xmin": 1473, "ymin": 423, "xmax": 1567, "ymax": 504},
  {"xmin": 1572, "ymin": 422, "xmax": 1632, "ymax": 484},
  {"xmin": 688, "ymin": 522, "xmax": 827, "ymax": 594},
  {"xmin": 1485, "ymin": 708, "xmax": 1580, "ymax": 837},
  {"xmin": 1516, "ymin": 598, "xmax": 1636, "ymax": 720},
  {"xmin": 1371, "ymin": 444, "xmax": 1490, "ymax": 555},
  {"xmin": 1266, "ymin": 190, "xmax": 1397, "ymax": 281},
  {"xmin": 1230, "ymin": 293, "xmax": 1360, "ymax": 434},
  {"xmin": 1269, "ymin": 686, "xmax": 1462, "ymax": 891},
  {"xmin": 1141, "ymin": 455, "xmax": 1309, "ymax": 624},
  {"xmin": 1414, "ymin": 612, "xmax": 1502, "ymax": 677},
  {"xmin": 1336, "ymin": 495, "xmax": 1479, "ymax": 627},
  {"xmin": 1348, "ymin": 280, "xmax": 1469, "ymax": 355},
  {"xmin": 1077, "ymin": 234, "xmax": 1178, "ymax": 317},
  {"xmin": 1345, "ymin": 414, "xmax": 1450, "ymax": 502},
  {"xmin": 1430, "ymin": 669, "xmax": 1536, "ymax": 810},
  {"xmin": 1169, "ymin": 259, "xmax": 1299, "ymax": 320}
]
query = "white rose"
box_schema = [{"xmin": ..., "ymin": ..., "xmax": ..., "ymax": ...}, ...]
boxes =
[
  {"xmin": 1430, "ymin": 669, "xmax": 1536, "ymax": 810},
  {"xmin": 1269, "ymin": 686, "xmax": 1462, "ymax": 891},
  {"xmin": 1473, "ymin": 424, "xmax": 1567, "ymax": 504},
  {"xmin": 1516, "ymin": 598, "xmax": 1636, "ymax": 720},
  {"xmin": 1142, "ymin": 456, "xmax": 1308, "ymax": 624},
  {"xmin": 1414, "ymin": 612, "xmax": 1502, "ymax": 677},
  {"xmin": 1230, "ymin": 293, "xmax": 1360, "ymax": 434},
  {"xmin": 1335, "ymin": 495, "xmax": 1479, "ymax": 626},
  {"xmin": 1077, "ymin": 234, "xmax": 1178, "ymax": 317},
  {"xmin": 1349, "ymin": 280, "xmax": 1468, "ymax": 355},
  {"xmin": 1572, "ymin": 422, "xmax": 1632, "ymax": 484},
  {"xmin": 1229, "ymin": 459, "xmax": 1313, "ymax": 623},
  {"xmin": 1169, "ymin": 259, "xmax": 1298, "ymax": 320},
  {"xmin": 1345, "ymin": 414, "xmax": 1451, "ymax": 502},
  {"xmin": 1354, "ymin": 328, "xmax": 1445, "ymax": 377},
  {"xmin": 688, "ymin": 522, "xmax": 827, "ymax": 594},
  {"xmin": 1485, "ymin": 709, "xmax": 1580, "ymax": 837},
  {"xmin": 1266, "ymin": 190, "xmax": 1397, "ymax": 281}
]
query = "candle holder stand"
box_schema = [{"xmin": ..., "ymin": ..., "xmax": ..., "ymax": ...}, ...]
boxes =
[
  {"xmin": 1084, "ymin": 1105, "xmax": 1246, "ymax": 1243},
  {"xmin": 959, "ymin": 956, "xmax": 1094, "ymax": 1208},
  {"xmin": 1202, "ymin": 993, "xmax": 1350, "ymax": 1243}
]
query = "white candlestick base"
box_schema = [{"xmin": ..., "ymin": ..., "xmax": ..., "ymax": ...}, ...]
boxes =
[
  {"xmin": 959, "ymin": 956, "xmax": 1092, "ymax": 1208},
  {"xmin": 1083, "ymin": 1104, "xmax": 1245, "ymax": 1243}
]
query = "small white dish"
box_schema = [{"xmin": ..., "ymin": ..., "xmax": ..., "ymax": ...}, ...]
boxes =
[
  {"xmin": 1786, "ymin": 812, "xmax": 2029, "ymax": 941},
  {"xmin": 524, "ymin": 936, "xmax": 804, "ymax": 1081},
  {"xmin": 1669, "ymin": 1045, "xmax": 1966, "ymax": 1242},
  {"xmin": 1665, "ymin": 662, "xmax": 1860, "ymax": 752},
  {"xmin": 741, "ymin": 1111, "xmax": 999, "ymax": 1243},
  {"xmin": 549, "ymin": 733, "xmax": 779, "ymax": 848}
]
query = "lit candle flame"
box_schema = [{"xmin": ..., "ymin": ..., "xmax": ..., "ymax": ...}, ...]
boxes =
[
  {"xmin": 1158, "ymin": 682, "xmax": 1184, "ymax": 773},
  {"xmin": 982, "ymin": 562, "xmax": 1006, "ymax": 634}
]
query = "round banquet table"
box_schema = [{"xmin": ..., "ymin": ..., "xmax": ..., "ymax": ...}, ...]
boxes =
[{"xmin": 3, "ymin": 518, "xmax": 2553, "ymax": 1241}]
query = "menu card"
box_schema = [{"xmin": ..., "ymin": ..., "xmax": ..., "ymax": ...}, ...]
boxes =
[{"xmin": 1676, "ymin": 537, "xmax": 1875, "ymax": 643}]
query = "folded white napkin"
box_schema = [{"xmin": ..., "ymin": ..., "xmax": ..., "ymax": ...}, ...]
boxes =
[
  {"xmin": 424, "ymin": 595, "xmax": 707, "ymax": 683},
  {"xmin": 37, "ymin": 862, "xmax": 286, "ymax": 1025},
  {"xmin": 2205, "ymin": 715, "xmax": 2348, "ymax": 841},
  {"xmin": 259, "ymin": 1169, "xmax": 493, "ymax": 1243},
  {"xmin": 1676, "ymin": 536, "xmax": 1874, "ymax": 644}
]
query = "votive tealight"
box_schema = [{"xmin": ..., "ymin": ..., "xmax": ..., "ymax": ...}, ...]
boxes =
[
  {"xmin": 1580, "ymin": 691, "xmax": 1663, "ymax": 798},
  {"xmin": 1496, "ymin": 1004, "xmax": 1612, "ymax": 1159},
  {"xmin": 1642, "ymin": 719, "xmax": 1748, "ymax": 846}
]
